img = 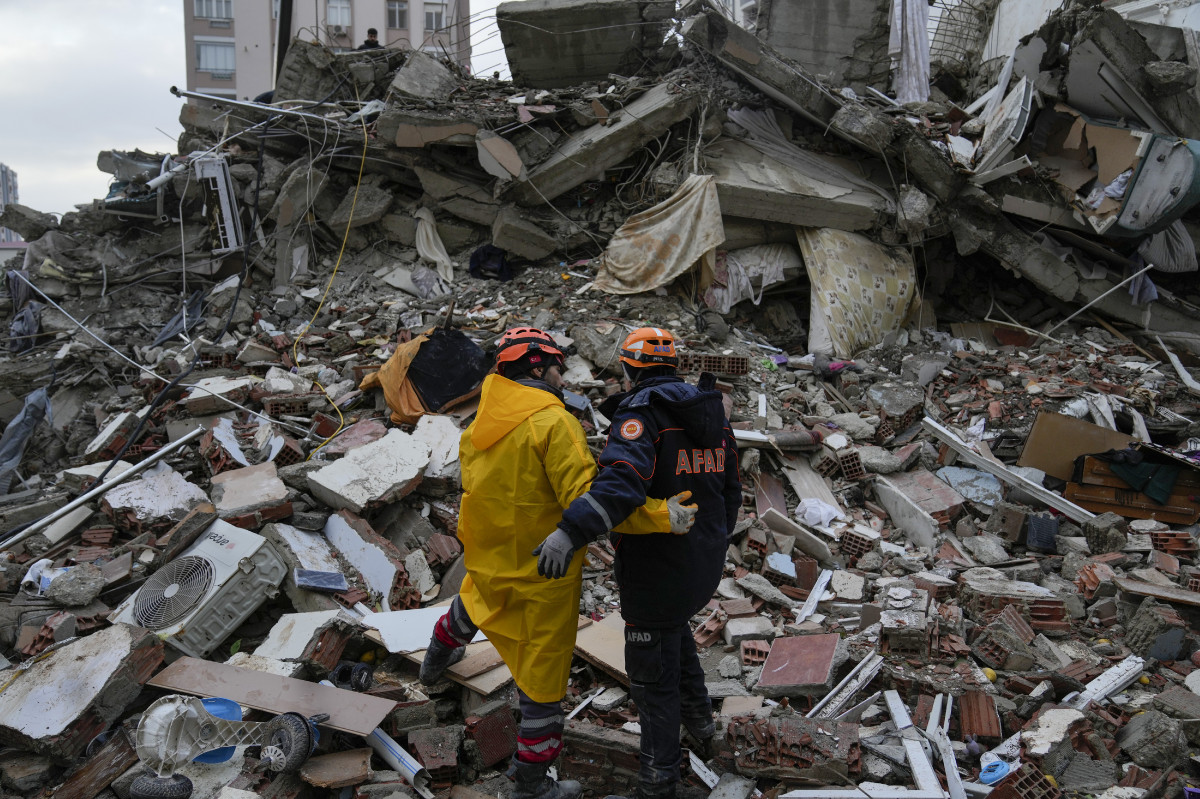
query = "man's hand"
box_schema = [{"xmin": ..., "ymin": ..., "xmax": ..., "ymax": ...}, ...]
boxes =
[
  {"xmin": 532, "ymin": 528, "xmax": 576, "ymax": 579},
  {"xmin": 667, "ymin": 490, "xmax": 698, "ymax": 534}
]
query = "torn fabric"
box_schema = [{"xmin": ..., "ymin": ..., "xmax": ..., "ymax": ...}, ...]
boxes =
[
  {"xmin": 0, "ymin": 387, "xmax": 52, "ymax": 496},
  {"xmin": 1138, "ymin": 220, "xmax": 1198, "ymax": 273},
  {"xmin": 890, "ymin": 0, "xmax": 930, "ymax": 105},
  {"xmin": 798, "ymin": 228, "xmax": 917, "ymax": 359},
  {"xmin": 415, "ymin": 207, "xmax": 454, "ymax": 285},
  {"xmin": 593, "ymin": 174, "xmax": 723, "ymax": 295},
  {"xmin": 704, "ymin": 244, "xmax": 798, "ymax": 314}
]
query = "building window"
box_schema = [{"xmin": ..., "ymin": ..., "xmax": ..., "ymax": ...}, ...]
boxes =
[
  {"xmin": 327, "ymin": 0, "xmax": 351, "ymax": 27},
  {"xmin": 425, "ymin": 2, "xmax": 444, "ymax": 30},
  {"xmin": 387, "ymin": 0, "xmax": 407, "ymax": 29},
  {"xmin": 196, "ymin": 41, "xmax": 236, "ymax": 73},
  {"xmin": 194, "ymin": 0, "xmax": 232, "ymax": 19}
]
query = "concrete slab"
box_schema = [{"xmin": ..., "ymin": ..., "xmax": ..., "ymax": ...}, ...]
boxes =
[
  {"xmin": 389, "ymin": 50, "xmax": 459, "ymax": 101},
  {"xmin": 723, "ymin": 616, "xmax": 777, "ymax": 645},
  {"xmin": 707, "ymin": 139, "xmax": 885, "ymax": 231},
  {"xmin": 255, "ymin": 609, "xmax": 357, "ymax": 661},
  {"xmin": 324, "ymin": 511, "xmax": 410, "ymax": 612},
  {"xmin": 210, "ymin": 462, "xmax": 290, "ymax": 518},
  {"xmin": 755, "ymin": 633, "xmax": 843, "ymax": 697},
  {"xmin": 101, "ymin": 463, "xmax": 209, "ymax": 528},
  {"xmin": 0, "ymin": 624, "xmax": 162, "ymax": 761},
  {"xmin": 308, "ymin": 429, "xmax": 430, "ymax": 513},
  {"xmin": 506, "ymin": 81, "xmax": 699, "ymax": 206},
  {"xmin": 492, "ymin": 206, "xmax": 557, "ymax": 260},
  {"xmin": 497, "ymin": 0, "xmax": 674, "ymax": 88}
]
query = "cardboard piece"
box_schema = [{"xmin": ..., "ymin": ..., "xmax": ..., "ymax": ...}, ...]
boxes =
[
  {"xmin": 574, "ymin": 611, "xmax": 629, "ymax": 685},
  {"xmin": 1016, "ymin": 412, "xmax": 1135, "ymax": 482}
]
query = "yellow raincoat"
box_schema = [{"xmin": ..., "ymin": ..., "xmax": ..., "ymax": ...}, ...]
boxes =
[{"xmin": 458, "ymin": 374, "xmax": 670, "ymax": 702}]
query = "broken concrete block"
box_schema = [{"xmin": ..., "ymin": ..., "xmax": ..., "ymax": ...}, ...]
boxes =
[
  {"xmin": 592, "ymin": 686, "xmax": 628, "ymax": 712},
  {"xmin": 1117, "ymin": 709, "xmax": 1187, "ymax": 769},
  {"xmin": 961, "ymin": 534, "xmax": 1012, "ymax": 566},
  {"xmin": 255, "ymin": 608, "xmax": 359, "ymax": 662},
  {"xmin": 39, "ymin": 505, "xmax": 94, "ymax": 546},
  {"xmin": 62, "ymin": 461, "xmax": 134, "ymax": 493},
  {"xmin": 44, "ymin": 563, "xmax": 105, "ymax": 607},
  {"xmin": 1124, "ymin": 597, "xmax": 1186, "ymax": 660},
  {"xmin": 507, "ymin": 81, "xmax": 699, "ymax": 206},
  {"xmin": 709, "ymin": 773, "xmax": 757, "ymax": 799},
  {"xmin": 0, "ymin": 750, "xmax": 56, "ymax": 794},
  {"xmin": 308, "ymin": 429, "xmax": 431, "ymax": 513},
  {"xmin": 830, "ymin": 570, "xmax": 865, "ymax": 601},
  {"xmin": 497, "ymin": 0, "xmax": 674, "ymax": 88},
  {"xmin": 83, "ymin": 411, "xmax": 138, "ymax": 461},
  {"xmin": 1084, "ymin": 512, "xmax": 1128, "ymax": 554},
  {"xmin": 184, "ymin": 376, "xmax": 254, "ymax": 416},
  {"xmin": 736, "ymin": 573, "xmax": 797, "ymax": 608},
  {"xmin": 324, "ymin": 511, "xmax": 419, "ymax": 611},
  {"xmin": 101, "ymin": 463, "xmax": 209, "ymax": 532},
  {"xmin": 390, "ymin": 50, "xmax": 458, "ymax": 101},
  {"xmin": 0, "ymin": 623, "xmax": 162, "ymax": 761},
  {"xmin": 210, "ymin": 461, "xmax": 292, "ymax": 525},
  {"xmin": 405, "ymin": 549, "xmax": 436, "ymax": 596},
  {"xmin": 723, "ymin": 616, "xmax": 776, "ymax": 645},
  {"xmin": 0, "ymin": 204, "xmax": 57, "ymax": 240},
  {"xmin": 719, "ymin": 655, "xmax": 743, "ymax": 678},
  {"xmin": 491, "ymin": 206, "xmax": 557, "ymax": 260},
  {"xmin": 755, "ymin": 633, "xmax": 844, "ymax": 697},
  {"xmin": 707, "ymin": 139, "xmax": 886, "ymax": 231},
  {"xmin": 412, "ymin": 414, "xmax": 462, "ymax": 480},
  {"xmin": 330, "ymin": 182, "xmax": 393, "ymax": 228}
]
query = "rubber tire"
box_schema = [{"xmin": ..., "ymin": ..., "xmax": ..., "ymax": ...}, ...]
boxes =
[
  {"xmin": 262, "ymin": 713, "xmax": 312, "ymax": 773},
  {"xmin": 130, "ymin": 773, "xmax": 194, "ymax": 799}
]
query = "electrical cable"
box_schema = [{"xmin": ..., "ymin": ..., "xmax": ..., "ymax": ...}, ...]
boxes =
[{"xmin": 292, "ymin": 82, "xmax": 371, "ymax": 460}]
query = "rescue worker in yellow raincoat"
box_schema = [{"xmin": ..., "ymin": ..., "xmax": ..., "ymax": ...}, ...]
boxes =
[{"xmin": 419, "ymin": 327, "xmax": 698, "ymax": 799}]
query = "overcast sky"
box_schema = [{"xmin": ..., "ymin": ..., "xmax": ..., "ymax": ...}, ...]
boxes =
[{"xmin": 1, "ymin": 0, "xmax": 505, "ymax": 220}]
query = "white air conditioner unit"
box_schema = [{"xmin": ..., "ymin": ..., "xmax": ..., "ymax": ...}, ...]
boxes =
[
  {"xmin": 111, "ymin": 520, "xmax": 286, "ymax": 658},
  {"xmin": 332, "ymin": 24, "xmax": 344, "ymax": 34}
]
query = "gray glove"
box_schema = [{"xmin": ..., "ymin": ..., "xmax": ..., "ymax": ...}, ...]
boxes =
[
  {"xmin": 533, "ymin": 527, "xmax": 576, "ymax": 579},
  {"xmin": 667, "ymin": 490, "xmax": 698, "ymax": 534}
]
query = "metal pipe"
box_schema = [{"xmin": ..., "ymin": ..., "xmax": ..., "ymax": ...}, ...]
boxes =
[
  {"xmin": 1044, "ymin": 261, "xmax": 1156, "ymax": 336},
  {"xmin": 170, "ymin": 86, "xmax": 342, "ymax": 125},
  {"xmin": 0, "ymin": 427, "xmax": 205, "ymax": 552}
]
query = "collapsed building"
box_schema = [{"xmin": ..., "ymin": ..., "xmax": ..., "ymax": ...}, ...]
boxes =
[{"xmin": 2, "ymin": 0, "xmax": 1200, "ymax": 796}]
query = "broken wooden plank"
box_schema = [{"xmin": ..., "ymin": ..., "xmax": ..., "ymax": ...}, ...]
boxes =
[
  {"xmin": 773, "ymin": 452, "xmax": 842, "ymax": 510},
  {"xmin": 922, "ymin": 418, "xmax": 1095, "ymax": 523},
  {"xmin": 148, "ymin": 657, "xmax": 395, "ymax": 736},
  {"xmin": 51, "ymin": 726, "xmax": 138, "ymax": 799}
]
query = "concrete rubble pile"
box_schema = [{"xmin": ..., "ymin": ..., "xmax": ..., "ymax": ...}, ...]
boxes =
[{"xmin": 3, "ymin": 0, "xmax": 1200, "ymax": 796}]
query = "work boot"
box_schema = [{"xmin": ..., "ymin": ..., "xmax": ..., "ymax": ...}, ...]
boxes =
[
  {"xmin": 682, "ymin": 714, "xmax": 715, "ymax": 760},
  {"xmin": 511, "ymin": 758, "xmax": 582, "ymax": 799},
  {"xmin": 418, "ymin": 633, "xmax": 465, "ymax": 685},
  {"xmin": 603, "ymin": 782, "xmax": 677, "ymax": 799}
]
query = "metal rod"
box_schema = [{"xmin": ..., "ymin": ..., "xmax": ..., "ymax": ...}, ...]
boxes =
[
  {"xmin": 1044, "ymin": 261, "xmax": 1156, "ymax": 336},
  {"xmin": 170, "ymin": 86, "xmax": 344, "ymax": 125},
  {"xmin": 0, "ymin": 427, "xmax": 205, "ymax": 552}
]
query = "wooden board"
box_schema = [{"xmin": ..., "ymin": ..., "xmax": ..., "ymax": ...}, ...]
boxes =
[
  {"xmin": 148, "ymin": 657, "xmax": 395, "ymax": 736},
  {"xmin": 573, "ymin": 611, "xmax": 628, "ymax": 686},
  {"xmin": 754, "ymin": 473, "xmax": 787, "ymax": 517}
]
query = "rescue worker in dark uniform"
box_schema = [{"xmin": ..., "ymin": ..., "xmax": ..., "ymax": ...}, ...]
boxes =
[{"xmin": 534, "ymin": 327, "xmax": 742, "ymax": 799}]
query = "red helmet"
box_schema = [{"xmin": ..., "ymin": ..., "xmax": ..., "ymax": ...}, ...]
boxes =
[
  {"xmin": 495, "ymin": 327, "xmax": 563, "ymax": 372},
  {"xmin": 619, "ymin": 327, "xmax": 678, "ymax": 369}
]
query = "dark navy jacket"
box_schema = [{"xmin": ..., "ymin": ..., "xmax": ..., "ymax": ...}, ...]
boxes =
[{"xmin": 560, "ymin": 375, "xmax": 741, "ymax": 628}]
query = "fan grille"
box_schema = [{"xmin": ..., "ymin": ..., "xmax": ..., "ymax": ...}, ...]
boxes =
[{"xmin": 133, "ymin": 556, "xmax": 214, "ymax": 629}]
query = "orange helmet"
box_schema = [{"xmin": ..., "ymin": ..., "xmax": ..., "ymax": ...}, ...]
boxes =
[
  {"xmin": 495, "ymin": 327, "xmax": 563, "ymax": 371},
  {"xmin": 619, "ymin": 327, "xmax": 678, "ymax": 369}
]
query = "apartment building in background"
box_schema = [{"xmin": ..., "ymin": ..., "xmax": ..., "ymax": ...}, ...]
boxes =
[
  {"xmin": 0, "ymin": 164, "xmax": 19, "ymax": 244},
  {"xmin": 183, "ymin": 0, "xmax": 472, "ymax": 101}
]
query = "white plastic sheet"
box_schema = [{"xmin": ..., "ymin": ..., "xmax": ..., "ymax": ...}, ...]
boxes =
[{"xmin": 593, "ymin": 174, "xmax": 723, "ymax": 295}]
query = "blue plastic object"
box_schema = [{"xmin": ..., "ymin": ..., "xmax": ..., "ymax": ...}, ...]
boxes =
[
  {"xmin": 979, "ymin": 760, "xmax": 1012, "ymax": 785},
  {"xmin": 193, "ymin": 698, "xmax": 242, "ymax": 763}
]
